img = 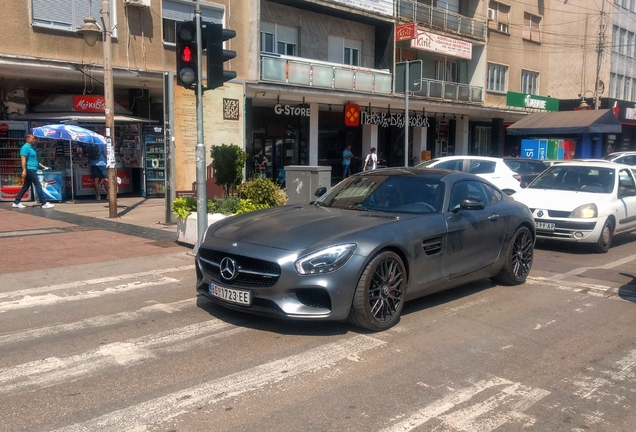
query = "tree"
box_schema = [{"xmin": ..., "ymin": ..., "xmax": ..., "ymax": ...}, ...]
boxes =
[{"xmin": 210, "ymin": 144, "xmax": 248, "ymax": 197}]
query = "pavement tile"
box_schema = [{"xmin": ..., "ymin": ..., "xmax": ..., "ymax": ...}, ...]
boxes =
[{"xmin": 0, "ymin": 208, "xmax": 75, "ymax": 232}]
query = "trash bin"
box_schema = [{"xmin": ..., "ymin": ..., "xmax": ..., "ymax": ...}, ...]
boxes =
[{"xmin": 284, "ymin": 165, "xmax": 332, "ymax": 205}]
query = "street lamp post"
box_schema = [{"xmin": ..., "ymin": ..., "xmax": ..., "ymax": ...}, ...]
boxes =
[{"xmin": 78, "ymin": 0, "xmax": 117, "ymax": 218}]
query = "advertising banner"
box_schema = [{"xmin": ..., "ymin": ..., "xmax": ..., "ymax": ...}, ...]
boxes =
[
  {"xmin": 411, "ymin": 30, "xmax": 472, "ymax": 59},
  {"xmin": 37, "ymin": 169, "xmax": 65, "ymax": 201}
]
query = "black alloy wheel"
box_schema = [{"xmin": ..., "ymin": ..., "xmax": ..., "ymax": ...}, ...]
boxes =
[
  {"xmin": 493, "ymin": 226, "xmax": 534, "ymax": 285},
  {"xmin": 349, "ymin": 251, "xmax": 406, "ymax": 331}
]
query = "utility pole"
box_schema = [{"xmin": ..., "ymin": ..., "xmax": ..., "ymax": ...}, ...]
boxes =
[
  {"xmin": 594, "ymin": 0, "xmax": 606, "ymax": 110},
  {"xmin": 194, "ymin": 1, "xmax": 207, "ymax": 253}
]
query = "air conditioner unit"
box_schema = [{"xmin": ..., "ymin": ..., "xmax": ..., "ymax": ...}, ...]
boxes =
[
  {"xmin": 487, "ymin": 8, "xmax": 496, "ymax": 20},
  {"xmin": 124, "ymin": 0, "xmax": 150, "ymax": 7}
]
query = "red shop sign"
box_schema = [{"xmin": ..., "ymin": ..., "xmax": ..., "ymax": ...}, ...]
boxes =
[
  {"xmin": 396, "ymin": 23, "xmax": 417, "ymax": 41},
  {"xmin": 73, "ymin": 95, "xmax": 106, "ymax": 113}
]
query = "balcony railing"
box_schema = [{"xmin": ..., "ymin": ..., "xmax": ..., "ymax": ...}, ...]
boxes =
[
  {"xmin": 260, "ymin": 53, "xmax": 393, "ymax": 95},
  {"xmin": 415, "ymin": 78, "xmax": 483, "ymax": 104},
  {"xmin": 397, "ymin": 0, "xmax": 486, "ymax": 41}
]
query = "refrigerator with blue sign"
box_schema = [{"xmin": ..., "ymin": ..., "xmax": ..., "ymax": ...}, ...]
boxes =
[{"xmin": 0, "ymin": 121, "xmax": 33, "ymax": 202}]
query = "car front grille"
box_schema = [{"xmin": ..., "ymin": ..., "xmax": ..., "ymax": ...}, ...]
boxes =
[
  {"xmin": 198, "ymin": 248, "xmax": 281, "ymax": 288},
  {"xmin": 529, "ymin": 208, "xmax": 572, "ymax": 218}
]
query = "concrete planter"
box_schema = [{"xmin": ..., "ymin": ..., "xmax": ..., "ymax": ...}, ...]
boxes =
[{"xmin": 176, "ymin": 212, "xmax": 228, "ymax": 246}]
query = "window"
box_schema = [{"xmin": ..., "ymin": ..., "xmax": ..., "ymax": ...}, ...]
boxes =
[
  {"xmin": 344, "ymin": 47, "xmax": 360, "ymax": 66},
  {"xmin": 162, "ymin": 0, "xmax": 223, "ymax": 44},
  {"xmin": 260, "ymin": 22, "xmax": 298, "ymax": 56},
  {"xmin": 32, "ymin": 0, "xmax": 117, "ymax": 36},
  {"xmin": 328, "ymin": 37, "xmax": 362, "ymax": 65},
  {"xmin": 521, "ymin": 70, "xmax": 539, "ymax": 95},
  {"xmin": 628, "ymin": 32, "xmax": 635, "ymax": 58},
  {"xmin": 489, "ymin": 1, "xmax": 510, "ymax": 34},
  {"xmin": 487, "ymin": 63, "xmax": 507, "ymax": 93},
  {"xmin": 612, "ymin": 26, "xmax": 619, "ymax": 54},
  {"xmin": 435, "ymin": 58, "xmax": 458, "ymax": 82},
  {"xmin": 620, "ymin": 28, "xmax": 628, "ymax": 55},
  {"xmin": 523, "ymin": 13, "xmax": 541, "ymax": 42},
  {"xmin": 625, "ymin": 77, "xmax": 632, "ymax": 101}
]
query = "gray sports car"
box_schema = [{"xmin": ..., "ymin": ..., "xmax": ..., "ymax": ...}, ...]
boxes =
[{"xmin": 195, "ymin": 167, "xmax": 535, "ymax": 331}]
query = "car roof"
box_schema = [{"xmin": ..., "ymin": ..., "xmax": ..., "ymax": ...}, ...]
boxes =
[
  {"xmin": 607, "ymin": 151, "xmax": 636, "ymax": 157},
  {"xmin": 545, "ymin": 160, "xmax": 630, "ymax": 169},
  {"xmin": 428, "ymin": 155, "xmax": 504, "ymax": 162}
]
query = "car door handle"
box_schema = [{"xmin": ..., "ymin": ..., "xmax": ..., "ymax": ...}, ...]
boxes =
[{"xmin": 488, "ymin": 214, "xmax": 500, "ymax": 221}]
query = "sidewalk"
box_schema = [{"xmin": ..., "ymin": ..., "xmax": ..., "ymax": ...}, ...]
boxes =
[{"xmin": 0, "ymin": 196, "xmax": 189, "ymax": 275}]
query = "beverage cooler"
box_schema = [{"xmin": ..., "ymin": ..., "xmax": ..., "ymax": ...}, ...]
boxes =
[
  {"xmin": 0, "ymin": 121, "xmax": 33, "ymax": 202},
  {"xmin": 142, "ymin": 125, "xmax": 165, "ymax": 197}
]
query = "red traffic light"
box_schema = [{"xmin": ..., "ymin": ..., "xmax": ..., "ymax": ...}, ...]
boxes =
[{"xmin": 181, "ymin": 45, "xmax": 193, "ymax": 63}]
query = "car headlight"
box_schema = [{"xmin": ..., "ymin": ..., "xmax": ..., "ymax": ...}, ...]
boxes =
[
  {"xmin": 295, "ymin": 243, "xmax": 357, "ymax": 275},
  {"xmin": 570, "ymin": 203, "xmax": 597, "ymax": 218}
]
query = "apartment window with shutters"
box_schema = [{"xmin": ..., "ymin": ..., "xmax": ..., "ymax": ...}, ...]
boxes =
[
  {"xmin": 487, "ymin": 63, "xmax": 507, "ymax": 93},
  {"xmin": 32, "ymin": 0, "xmax": 118, "ymax": 37},
  {"xmin": 523, "ymin": 12, "xmax": 541, "ymax": 43},
  {"xmin": 521, "ymin": 70, "xmax": 539, "ymax": 95},
  {"xmin": 260, "ymin": 22, "xmax": 298, "ymax": 56},
  {"xmin": 488, "ymin": 1, "xmax": 510, "ymax": 34},
  {"xmin": 162, "ymin": 0, "xmax": 223, "ymax": 44},
  {"xmin": 344, "ymin": 39, "xmax": 362, "ymax": 66}
]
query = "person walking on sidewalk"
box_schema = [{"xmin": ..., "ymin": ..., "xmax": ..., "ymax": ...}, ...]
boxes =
[
  {"xmin": 13, "ymin": 133, "xmax": 54, "ymax": 209},
  {"xmin": 88, "ymin": 143, "xmax": 109, "ymax": 200},
  {"xmin": 363, "ymin": 147, "xmax": 378, "ymax": 171}
]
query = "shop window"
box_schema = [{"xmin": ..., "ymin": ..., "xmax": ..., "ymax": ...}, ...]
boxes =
[
  {"xmin": 161, "ymin": 0, "xmax": 223, "ymax": 44},
  {"xmin": 521, "ymin": 70, "xmax": 539, "ymax": 95},
  {"xmin": 523, "ymin": 12, "xmax": 541, "ymax": 43},
  {"xmin": 488, "ymin": 1, "xmax": 510, "ymax": 34},
  {"xmin": 32, "ymin": 0, "xmax": 117, "ymax": 37},
  {"xmin": 487, "ymin": 63, "xmax": 507, "ymax": 93}
]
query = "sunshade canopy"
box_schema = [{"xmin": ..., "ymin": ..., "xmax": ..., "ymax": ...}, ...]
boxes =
[{"xmin": 506, "ymin": 109, "xmax": 622, "ymax": 136}]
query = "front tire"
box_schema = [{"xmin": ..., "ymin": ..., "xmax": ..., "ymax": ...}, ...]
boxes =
[
  {"xmin": 593, "ymin": 219, "xmax": 613, "ymax": 253},
  {"xmin": 349, "ymin": 251, "xmax": 406, "ymax": 331},
  {"xmin": 493, "ymin": 226, "xmax": 534, "ymax": 285}
]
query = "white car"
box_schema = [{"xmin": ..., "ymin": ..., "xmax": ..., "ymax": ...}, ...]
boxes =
[
  {"xmin": 604, "ymin": 151, "xmax": 636, "ymax": 166},
  {"xmin": 513, "ymin": 161, "xmax": 636, "ymax": 252},
  {"xmin": 417, "ymin": 156, "xmax": 522, "ymax": 194}
]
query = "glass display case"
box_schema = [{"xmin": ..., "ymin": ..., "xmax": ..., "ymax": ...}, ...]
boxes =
[{"xmin": 143, "ymin": 125, "xmax": 165, "ymax": 197}]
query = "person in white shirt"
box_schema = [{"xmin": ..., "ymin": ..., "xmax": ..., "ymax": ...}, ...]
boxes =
[{"xmin": 363, "ymin": 147, "xmax": 378, "ymax": 171}]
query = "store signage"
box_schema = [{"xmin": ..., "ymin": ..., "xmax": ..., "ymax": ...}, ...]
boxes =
[
  {"xmin": 344, "ymin": 104, "xmax": 360, "ymax": 126},
  {"xmin": 325, "ymin": 0, "xmax": 393, "ymax": 16},
  {"xmin": 0, "ymin": 123, "xmax": 8, "ymax": 133},
  {"xmin": 625, "ymin": 107, "xmax": 636, "ymax": 120},
  {"xmin": 396, "ymin": 23, "xmax": 417, "ymax": 41},
  {"xmin": 273, "ymin": 103, "xmax": 310, "ymax": 117},
  {"xmin": 506, "ymin": 92, "xmax": 558, "ymax": 111},
  {"xmin": 73, "ymin": 95, "xmax": 106, "ymax": 113},
  {"xmin": 411, "ymin": 30, "xmax": 472, "ymax": 60},
  {"xmin": 361, "ymin": 111, "xmax": 430, "ymax": 128}
]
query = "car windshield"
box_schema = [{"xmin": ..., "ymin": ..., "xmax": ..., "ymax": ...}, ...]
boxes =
[
  {"xmin": 528, "ymin": 165, "xmax": 615, "ymax": 193},
  {"xmin": 415, "ymin": 159, "xmax": 439, "ymax": 168},
  {"xmin": 315, "ymin": 175, "xmax": 444, "ymax": 214}
]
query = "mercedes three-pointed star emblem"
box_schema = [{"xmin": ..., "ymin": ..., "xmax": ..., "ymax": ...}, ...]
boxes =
[{"xmin": 220, "ymin": 257, "xmax": 238, "ymax": 281}]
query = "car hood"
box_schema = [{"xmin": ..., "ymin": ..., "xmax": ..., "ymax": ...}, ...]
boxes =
[
  {"xmin": 513, "ymin": 188, "xmax": 606, "ymax": 210},
  {"xmin": 207, "ymin": 205, "xmax": 409, "ymax": 250}
]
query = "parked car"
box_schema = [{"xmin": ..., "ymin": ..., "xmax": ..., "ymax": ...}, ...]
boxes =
[
  {"xmin": 513, "ymin": 161, "xmax": 636, "ymax": 253},
  {"xmin": 196, "ymin": 168, "xmax": 536, "ymax": 331},
  {"xmin": 417, "ymin": 156, "xmax": 522, "ymax": 194},
  {"xmin": 604, "ymin": 151, "xmax": 636, "ymax": 166},
  {"xmin": 502, "ymin": 157, "xmax": 550, "ymax": 188}
]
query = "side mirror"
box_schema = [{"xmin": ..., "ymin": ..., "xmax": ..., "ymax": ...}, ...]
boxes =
[
  {"xmin": 314, "ymin": 186, "xmax": 327, "ymax": 197},
  {"xmin": 452, "ymin": 198, "xmax": 485, "ymax": 213}
]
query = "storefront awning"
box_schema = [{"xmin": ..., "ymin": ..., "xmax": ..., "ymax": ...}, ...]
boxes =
[
  {"xmin": 506, "ymin": 109, "xmax": 622, "ymax": 135},
  {"xmin": 13, "ymin": 112, "xmax": 157, "ymax": 123}
]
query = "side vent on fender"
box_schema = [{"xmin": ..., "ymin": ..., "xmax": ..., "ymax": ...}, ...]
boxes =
[{"xmin": 422, "ymin": 237, "xmax": 442, "ymax": 255}]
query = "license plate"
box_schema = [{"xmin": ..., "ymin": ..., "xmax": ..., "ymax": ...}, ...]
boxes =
[
  {"xmin": 209, "ymin": 283, "xmax": 252, "ymax": 306},
  {"xmin": 535, "ymin": 222, "xmax": 555, "ymax": 230}
]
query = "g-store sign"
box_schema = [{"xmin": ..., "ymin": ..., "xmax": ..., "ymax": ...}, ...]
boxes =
[{"xmin": 273, "ymin": 104, "xmax": 310, "ymax": 117}]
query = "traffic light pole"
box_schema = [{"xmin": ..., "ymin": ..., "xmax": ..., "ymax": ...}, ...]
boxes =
[{"xmin": 194, "ymin": 2, "xmax": 207, "ymax": 253}]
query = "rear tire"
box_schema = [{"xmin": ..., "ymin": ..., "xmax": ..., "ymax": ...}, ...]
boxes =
[
  {"xmin": 593, "ymin": 219, "xmax": 613, "ymax": 253},
  {"xmin": 493, "ymin": 226, "xmax": 534, "ymax": 285},
  {"xmin": 349, "ymin": 251, "xmax": 406, "ymax": 331}
]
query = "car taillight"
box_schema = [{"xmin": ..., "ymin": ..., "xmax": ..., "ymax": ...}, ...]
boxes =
[{"xmin": 513, "ymin": 174, "xmax": 522, "ymax": 183}]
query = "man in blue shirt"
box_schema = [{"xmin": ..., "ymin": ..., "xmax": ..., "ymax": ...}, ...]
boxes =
[
  {"xmin": 89, "ymin": 143, "xmax": 110, "ymax": 200},
  {"xmin": 12, "ymin": 133, "xmax": 54, "ymax": 209},
  {"xmin": 342, "ymin": 144, "xmax": 356, "ymax": 178}
]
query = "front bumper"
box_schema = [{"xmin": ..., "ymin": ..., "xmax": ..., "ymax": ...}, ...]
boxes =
[
  {"xmin": 534, "ymin": 217, "xmax": 600, "ymax": 243},
  {"xmin": 195, "ymin": 241, "xmax": 366, "ymax": 322}
]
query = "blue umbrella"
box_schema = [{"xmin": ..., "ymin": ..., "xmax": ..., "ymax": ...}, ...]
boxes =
[
  {"xmin": 31, "ymin": 124, "xmax": 106, "ymax": 144},
  {"xmin": 31, "ymin": 124, "xmax": 108, "ymax": 201}
]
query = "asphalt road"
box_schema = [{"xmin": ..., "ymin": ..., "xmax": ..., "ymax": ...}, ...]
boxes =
[{"xmin": 1, "ymin": 236, "xmax": 636, "ymax": 432}]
